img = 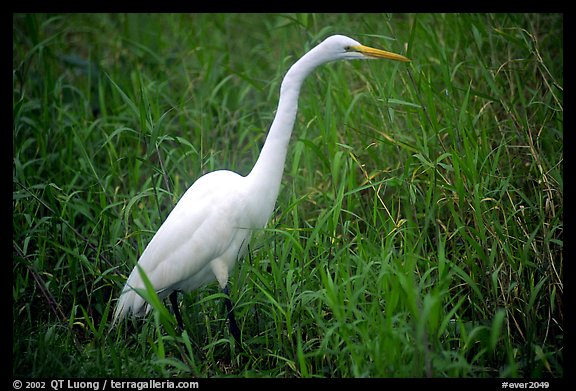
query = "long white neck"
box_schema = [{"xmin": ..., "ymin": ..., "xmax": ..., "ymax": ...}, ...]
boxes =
[{"xmin": 246, "ymin": 45, "xmax": 332, "ymax": 227}]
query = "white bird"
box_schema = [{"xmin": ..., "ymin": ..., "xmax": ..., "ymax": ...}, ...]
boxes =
[{"xmin": 113, "ymin": 34, "xmax": 410, "ymax": 340}]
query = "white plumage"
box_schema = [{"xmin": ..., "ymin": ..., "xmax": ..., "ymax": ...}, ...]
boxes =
[{"xmin": 113, "ymin": 35, "xmax": 409, "ymax": 331}]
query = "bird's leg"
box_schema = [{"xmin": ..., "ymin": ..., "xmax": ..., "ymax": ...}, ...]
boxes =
[
  {"xmin": 223, "ymin": 285, "xmax": 241, "ymax": 345},
  {"xmin": 169, "ymin": 291, "xmax": 184, "ymax": 331},
  {"xmin": 247, "ymin": 244, "xmax": 253, "ymax": 265}
]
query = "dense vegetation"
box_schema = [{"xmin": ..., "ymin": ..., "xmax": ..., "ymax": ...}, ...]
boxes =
[{"xmin": 13, "ymin": 13, "xmax": 562, "ymax": 377}]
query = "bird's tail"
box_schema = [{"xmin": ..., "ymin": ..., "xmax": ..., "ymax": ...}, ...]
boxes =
[
  {"xmin": 112, "ymin": 270, "xmax": 150, "ymax": 326},
  {"xmin": 112, "ymin": 285, "xmax": 144, "ymax": 325}
]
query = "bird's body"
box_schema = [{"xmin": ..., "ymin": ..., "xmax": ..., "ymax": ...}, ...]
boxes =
[
  {"xmin": 114, "ymin": 171, "xmax": 252, "ymax": 319},
  {"xmin": 113, "ymin": 35, "xmax": 409, "ymax": 330}
]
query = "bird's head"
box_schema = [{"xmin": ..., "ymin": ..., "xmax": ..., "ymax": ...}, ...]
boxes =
[{"xmin": 316, "ymin": 34, "xmax": 410, "ymax": 63}]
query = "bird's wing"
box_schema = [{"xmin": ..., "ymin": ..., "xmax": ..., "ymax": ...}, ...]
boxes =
[{"xmin": 116, "ymin": 170, "xmax": 249, "ymax": 318}]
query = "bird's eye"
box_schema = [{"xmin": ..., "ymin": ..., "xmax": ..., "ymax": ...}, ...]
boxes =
[{"xmin": 344, "ymin": 45, "xmax": 351, "ymax": 51}]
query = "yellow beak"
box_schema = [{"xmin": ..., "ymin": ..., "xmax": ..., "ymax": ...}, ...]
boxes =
[{"xmin": 352, "ymin": 44, "xmax": 410, "ymax": 62}]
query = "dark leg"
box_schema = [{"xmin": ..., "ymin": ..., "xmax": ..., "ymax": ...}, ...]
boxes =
[
  {"xmin": 223, "ymin": 285, "xmax": 242, "ymax": 345},
  {"xmin": 247, "ymin": 244, "xmax": 253, "ymax": 265},
  {"xmin": 169, "ymin": 291, "xmax": 184, "ymax": 331}
]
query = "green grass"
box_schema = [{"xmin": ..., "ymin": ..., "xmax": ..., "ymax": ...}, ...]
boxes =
[{"xmin": 13, "ymin": 13, "xmax": 563, "ymax": 377}]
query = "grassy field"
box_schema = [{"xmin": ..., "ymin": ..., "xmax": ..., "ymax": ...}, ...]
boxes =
[{"xmin": 13, "ymin": 13, "xmax": 563, "ymax": 377}]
